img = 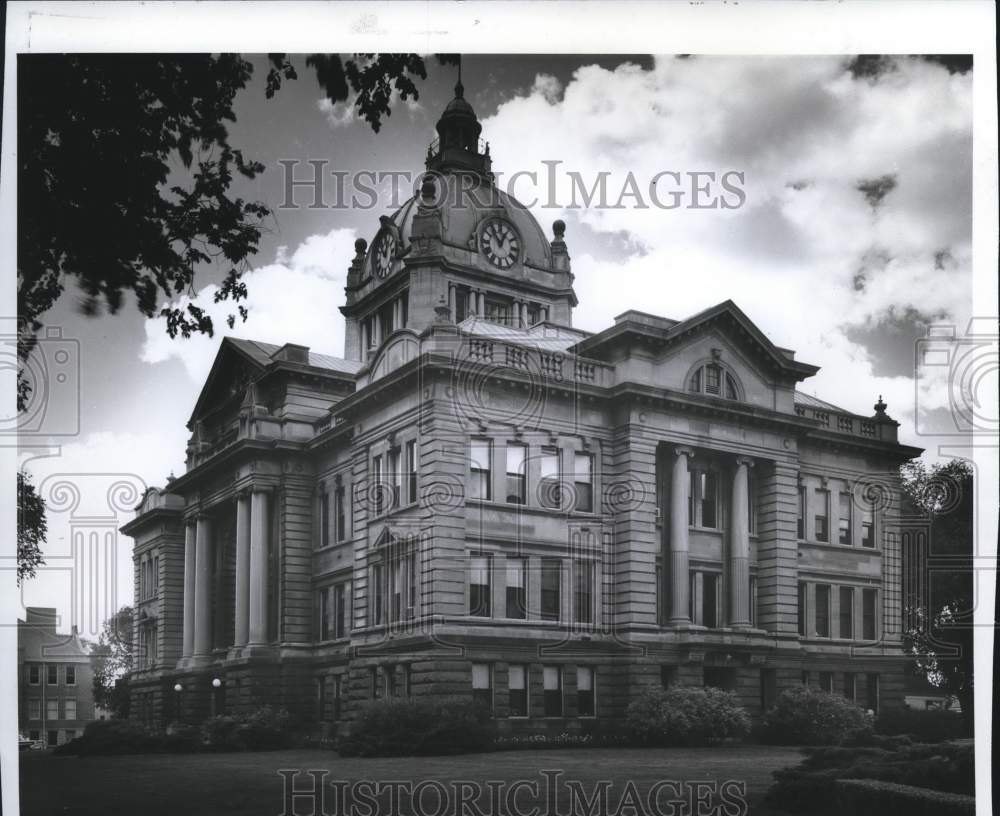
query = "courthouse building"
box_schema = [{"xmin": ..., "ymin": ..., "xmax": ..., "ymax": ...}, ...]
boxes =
[{"xmin": 124, "ymin": 82, "xmax": 921, "ymax": 731}]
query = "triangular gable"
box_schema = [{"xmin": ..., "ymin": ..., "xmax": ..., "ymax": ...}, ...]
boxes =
[
  {"xmin": 575, "ymin": 299, "xmax": 819, "ymax": 381},
  {"xmin": 187, "ymin": 337, "xmax": 268, "ymax": 426}
]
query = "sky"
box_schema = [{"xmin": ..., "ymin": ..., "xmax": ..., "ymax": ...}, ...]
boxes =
[{"xmin": 17, "ymin": 54, "xmax": 976, "ymax": 632}]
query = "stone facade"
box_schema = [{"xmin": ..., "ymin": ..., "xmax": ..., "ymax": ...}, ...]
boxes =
[{"xmin": 124, "ymin": 83, "xmax": 921, "ymax": 734}]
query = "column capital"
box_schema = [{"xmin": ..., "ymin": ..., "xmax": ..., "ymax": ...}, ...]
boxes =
[
  {"xmin": 735, "ymin": 456, "xmax": 755, "ymax": 468},
  {"xmin": 674, "ymin": 445, "xmax": 695, "ymax": 459}
]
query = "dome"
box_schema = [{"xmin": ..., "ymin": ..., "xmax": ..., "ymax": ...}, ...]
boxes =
[{"xmin": 378, "ymin": 173, "xmax": 554, "ymax": 272}]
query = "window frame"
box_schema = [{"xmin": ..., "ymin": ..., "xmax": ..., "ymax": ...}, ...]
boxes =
[
  {"xmin": 573, "ymin": 559, "xmax": 595, "ymax": 625},
  {"xmin": 815, "ymin": 584, "xmax": 831, "ymax": 638},
  {"xmin": 469, "ymin": 555, "xmax": 492, "ymax": 618},
  {"xmin": 862, "ymin": 588, "xmax": 877, "ymax": 640},
  {"xmin": 406, "ymin": 440, "xmax": 418, "ymax": 505},
  {"xmin": 46, "ymin": 664, "xmax": 58, "ymax": 686},
  {"xmin": 542, "ymin": 665, "xmax": 563, "ymax": 717},
  {"xmin": 540, "ymin": 558, "xmax": 561, "ymax": 622},
  {"xmin": 505, "ymin": 557, "xmax": 527, "ymax": 620},
  {"xmin": 574, "ymin": 452, "xmax": 594, "ymax": 513},
  {"xmin": 505, "ymin": 442, "xmax": 527, "ymax": 505},
  {"xmin": 469, "ymin": 439, "xmax": 493, "ymax": 502},
  {"xmin": 838, "ymin": 491, "xmax": 852, "ymax": 546},
  {"xmin": 28, "ymin": 664, "xmax": 39, "ymax": 686},
  {"xmin": 539, "ymin": 447, "xmax": 561, "ymax": 510},
  {"xmin": 839, "ymin": 586, "xmax": 854, "ymax": 639},
  {"xmin": 689, "ymin": 469, "xmax": 719, "ymax": 529},
  {"xmin": 576, "ymin": 666, "xmax": 596, "ymax": 718},
  {"xmin": 508, "ymin": 664, "xmax": 528, "ymax": 718},
  {"xmin": 471, "ymin": 663, "xmax": 494, "ymax": 715},
  {"xmin": 814, "ymin": 488, "xmax": 830, "ymax": 543}
]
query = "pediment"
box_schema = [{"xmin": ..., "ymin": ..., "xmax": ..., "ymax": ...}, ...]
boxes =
[{"xmin": 188, "ymin": 339, "xmax": 267, "ymax": 426}]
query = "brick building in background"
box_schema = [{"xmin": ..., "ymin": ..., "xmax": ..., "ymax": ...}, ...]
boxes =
[
  {"xmin": 124, "ymin": 81, "xmax": 921, "ymax": 733},
  {"xmin": 18, "ymin": 607, "xmax": 97, "ymax": 746}
]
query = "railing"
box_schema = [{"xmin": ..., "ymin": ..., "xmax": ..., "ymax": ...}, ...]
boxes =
[
  {"xmin": 795, "ymin": 405, "xmax": 892, "ymax": 443},
  {"xmin": 461, "ymin": 339, "xmax": 611, "ymax": 387}
]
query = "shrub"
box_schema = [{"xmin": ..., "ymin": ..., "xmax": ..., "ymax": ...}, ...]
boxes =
[
  {"xmin": 337, "ymin": 696, "xmax": 495, "ymax": 757},
  {"xmin": 876, "ymin": 708, "xmax": 970, "ymax": 742},
  {"xmin": 624, "ymin": 686, "xmax": 750, "ymax": 747},
  {"xmin": 835, "ymin": 778, "xmax": 975, "ymax": 816},
  {"xmin": 760, "ymin": 686, "xmax": 870, "ymax": 746},
  {"xmin": 52, "ymin": 719, "xmax": 159, "ymax": 756},
  {"xmin": 764, "ymin": 740, "xmax": 974, "ymax": 813},
  {"xmin": 161, "ymin": 722, "xmax": 203, "ymax": 753},
  {"xmin": 201, "ymin": 706, "xmax": 292, "ymax": 752}
]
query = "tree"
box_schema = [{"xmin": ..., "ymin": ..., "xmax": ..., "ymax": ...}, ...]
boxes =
[
  {"xmin": 91, "ymin": 606, "xmax": 134, "ymax": 718},
  {"xmin": 16, "ymin": 470, "xmax": 46, "ymax": 584},
  {"xmin": 17, "ymin": 52, "xmax": 458, "ymax": 410},
  {"xmin": 900, "ymin": 458, "xmax": 974, "ymax": 731}
]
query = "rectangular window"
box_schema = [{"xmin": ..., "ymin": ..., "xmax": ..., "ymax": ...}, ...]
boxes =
[
  {"xmin": 407, "ymin": 551, "xmax": 417, "ymax": 616},
  {"xmin": 843, "ymin": 673, "xmax": 857, "ymax": 701},
  {"xmin": 372, "ymin": 564, "xmax": 384, "ymax": 626},
  {"xmin": 541, "ymin": 559, "xmax": 561, "ymax": 621},
  {"xmin": 321, "ymin": 487, "xmax": 330, "ymax": 547},
  {"xmin": 505, "ymin": 443, "xmax": 527, "ymax": 504},
  {"xmin": 47, "ymin": 665, "xmax": 57, "ymax": 685},
  {"xmin": 574, "ymin": 453, "xmax": 594, "ymax": 512},
  {"xmin": 472, "ymin": 663, "xmax": 493, "ymax": 714},
  {"xmin": 385, "ymin": 665, "xmax": 397, "ymax": 698},
  {"xmin": 660, "ymin": 665, "xmax": 678, "ymax": 689},
  {"xmin": 64, "ymin": 699, "xmax": 77, "ymax": 720},
  {"xmin": 334, "ymin": 583, "xmax": 347, "ymax": 639},
  {"xmin": 469, "ymin": 555, "xmax": 491, "ymax": 617},
  {"xmin": 576, "ymin": 667, "xmax": 595, "ymax": 717},
  {"xmin": 539, "ymin": 447, "xmax": 561, "ymax": 509},
  {"xmin": 29, "ymin": 699, "xmax": 40, "ymax": 720},
  {"xmin": 861, "ymin": 504, "xmax": 875, "ymax": 548},
  {"xmin": 372, "ymin": 455, "xmax": 384, "ymax": 515},
  {"xmin": 319, "ymin": 587, "xmax": 331, "ymax": 640},
  {"xmin": 47, "ymin": 731, "xmax": 58, "ymax": 747},
  {"xmin": 543, "ymin": 666, "xmax": 563, "ymax": 717},
  {"xmin": 703, "ymin": 573, "xmax": 719, "ymax": 628},
  {"xmin": 389, "ymin": 557, "xmax": 403, "ymax": 623},
  {"xmin": 865, "ymin": 673, "xmax": 879, "ymax": 713},
  {"xmin": 690, "ymin": 470, "xmax": 719, "ymax": 529},
  {"xmin": 815, "ymin": 584, "xmax": 831, "ymax": 638},
  {"xmin": 506, "ymin": 558, "xmax": 527, "ymax": 620},
  {"xmin": 508, "ymin": 665, "xmax": 528, "ymax": 717},
  {"xmin": 469, "ymin": 440, "xmax": 492, "ymax": 501},
  {"xmin": 705, "ymin": 364, "xmax": 722, "ymax": 394},
  {"xmin": 819, "ymin": 671, "xmax": 833, "ymax": 693},
  {"xmin": 370, "ymin": 667, "xmax": 380, "ymax": 699},
  {"xmin": 332, "ymin": 676, "xmax": 343, "ymax": 720},
  {"xmin": 798, "ymin": 582, "xmax": 807, "ymax": 636},
  {"xmin": 388, "ymin": 448, "xmax": 401, "ymax": 510},
  {"xmin": 47, "ymin": 699, "xmax": 58, "ymax": 720},
  {"xmin": 797, "ymin": 485, "xmax": 806, "ymax": 539},
  {"xmin": 815, "ymin": 489, "xmax": 829, "ymax": 542},
  {"xmin": 839, "ymin": 492, "xmax": 852, "ymax": 545},
  {"xmin": 862, "ymin": 588, "xmax": 877, "ymax": 640},
  {"xmin": 574, "ymin": 560, "xmax": 594, "ymax": 624},
  {"xmin": 29, "ymin": 665, "xmax": 39, "ymax": 685},
  {"xmin": 406, "ymin": 440, "xmax": 417, "ymax": 505},
  {"xmin": 152, "ymin": 556, "xmax": 159, "ymax": 595},
  {"xmin": 334, "ymin": 483, "xmax": 346, "ymax": 542},
  {"xmin": 839, "ymin": 586, "xmax": 854, "ymax": 639}
]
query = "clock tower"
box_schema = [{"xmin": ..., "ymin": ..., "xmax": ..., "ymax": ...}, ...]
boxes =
[{"xmin": 340, "ymin": 80, "xmax": 578, "ymax": 363}]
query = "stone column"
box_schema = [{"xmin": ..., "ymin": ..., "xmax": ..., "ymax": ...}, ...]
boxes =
[
  {"xmin": 181, "ymin": 521, "xmax": 196, "ymax": 659},
  {"xmin": 669, "ymin": 447, "xmax": 694, "ymax": 624},
  {"xmin": 193, "ymin": 514, "xmax": 213, "ymax": 657},
  {"xmin": 729, "ymin": 457, "xmax": 754, "ymax": 627},
  {"xmin": 233, "ymin": 492, "xmax": 251, "ymax": 649},
  {"xmin": 248, "ymin": 488, "xmax": 271, "ymax": 646},
  {"xmin": 447, "ymin": 284, "xmax": 456, "ymax": 319}
]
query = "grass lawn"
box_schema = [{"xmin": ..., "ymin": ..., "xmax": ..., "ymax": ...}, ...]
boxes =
[{"xmin": 19, "ymin": 745, "xmax": 802, "ymax": 816}]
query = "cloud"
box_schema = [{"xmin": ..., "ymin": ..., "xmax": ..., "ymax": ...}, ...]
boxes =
[
  {"xmin": 317, "ymin": 86, "xmax": 425, "ymax": 130},
  {"xmin": 480, "ymin": 55, "xmax": 972, "ymax": 443},
  {"xmin": 140, "ymin": 227, "xmax": 357, "ymax": 383}
]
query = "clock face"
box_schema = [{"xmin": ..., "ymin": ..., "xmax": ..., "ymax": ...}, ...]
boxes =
[
  {"xmin": 374, "ymin": 232, "xmax": 396, "ymax": 278},
  {"xmin": 479, "ymin": 219, "xmax": 520, "ymax": 269}
]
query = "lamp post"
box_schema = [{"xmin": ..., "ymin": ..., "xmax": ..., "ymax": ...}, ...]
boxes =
[
  {"xmin": 173, "ymin": 683, "xmax": 183, "ymax": 724},
  {"xmin": 211, "ymin": 677, "xmax": 224, "ymax": 716}
]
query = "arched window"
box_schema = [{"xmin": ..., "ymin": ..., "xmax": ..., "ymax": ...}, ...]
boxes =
[{"xmin": 688, "ymin": 362, "xmax": 742, "ymax": 401}]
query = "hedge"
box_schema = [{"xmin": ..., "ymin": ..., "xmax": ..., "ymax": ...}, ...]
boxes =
[
  {"xmin": 624, "ymin": 686, "xmax": 750, "ymax": 747},
  {"xmin": 835, "ymin": 779, "xmax": 975, "ymax": 816}
]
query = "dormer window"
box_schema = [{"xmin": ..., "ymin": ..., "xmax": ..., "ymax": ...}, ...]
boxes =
[{"xmin": 688, "ymin": 363, "xmax": 741, "ymax": 401}]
